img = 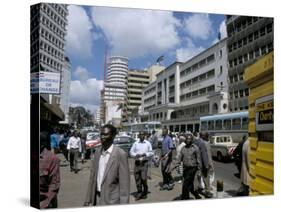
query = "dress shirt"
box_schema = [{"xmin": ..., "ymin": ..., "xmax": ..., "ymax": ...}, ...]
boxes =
[
  {"xmin": 67, "ymin": 136, "xmax": 82, "ymax": 152},
  {"xmin": 97, "ymin": 144, "xmax": 114, "ymax": 192},
  {"xmin": 130, "ymin": 139, "xmax": 153, "ymax": 160},
  {"xmin": 178, "ymin": 144, "xmax": 201, "ymax": 169},
  {"xmin": 161, "ymin": 135, "xmax": 174, "ymax": 155}
]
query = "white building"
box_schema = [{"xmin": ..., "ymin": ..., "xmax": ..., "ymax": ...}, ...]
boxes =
[
  {"xmin": 59, "ymin": 57, "xmax": 71, "ymax": 123},
  {"xmin": 103, "ymin": 56, "xmax": 129, "ymax": 126},
  {"xmin": 142, "ymin": 38, "xmax": 229, "ymax": 133}
]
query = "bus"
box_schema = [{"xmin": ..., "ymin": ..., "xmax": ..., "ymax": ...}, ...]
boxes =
[{"xmin": 199, "ymin": 111, "xmax": 248, "ymax": 143}]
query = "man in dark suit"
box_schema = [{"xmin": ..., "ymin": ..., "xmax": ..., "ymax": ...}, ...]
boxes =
[{"xmin": 84, "ymin": 124, "xmax": 130, "ymax": 206}]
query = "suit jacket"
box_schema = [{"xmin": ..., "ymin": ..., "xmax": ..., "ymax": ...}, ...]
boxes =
[{"xmin": 85, "ymin": 145, "xmax": 130, "ymax": 205}]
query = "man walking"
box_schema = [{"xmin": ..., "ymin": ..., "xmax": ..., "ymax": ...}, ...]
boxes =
[
  {"xmin": 130, "ymin": 131, "xmax": 153, "ymax": 200},
  {"xmin": 67, "ymin": 131, "xmax": 82, "ymax": 173},
  {"xmin": 84, "ymin": 124, "xmax": 130, "ymax": 206},
  {"xmin": 200, "ymin": 132, "xmax": 214, "ymax": 198},
  {"xmin": 40, "ymin": 132, "xmax": 60, "ymax": 208},
  {"xmin": 50, "ymin": 128, "xmax": 59, "ymax": 154},
  {"xmin": 160, "ymin": 128, "xmax": 175, "ymax": 190},
  {"xmin": 176, "ymin": 133, "xmax": 201, "ymax": 200}
]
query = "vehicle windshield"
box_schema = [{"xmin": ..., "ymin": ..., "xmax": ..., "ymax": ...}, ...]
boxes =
[
  {"xmin": 114, "ymin": 137, "xmax": 131, "ymax": 144},
  {"xmin": 87, "ymin": 134, "xmax": 99, "ymax": 140}
]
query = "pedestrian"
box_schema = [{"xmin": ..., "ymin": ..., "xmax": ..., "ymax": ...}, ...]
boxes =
[
  {"xmin": 237, "ymin": 138, "xmax": 251, "ymax": 196},
  {"xmin": 149, "ymin": 130, "xmax": 158, "ymax": 150},
  {"xmin": 50, "ymin": 128, "xmax": 59, "ymax": 154},
  {"xmin": 200, "ymin": 132, "xmax": 214, "ymax": 198},
  {"xmin": 233, "ymin": 135, "xmax": 247, "ymax": 176},
  {"xmin": 160, "ymin": 128, "xmax": 175, "ymax": 190},
  {"xmin": 40, "ymin": 131, "xmax": 60, "ymax": 209},
  {"xmin": 175, "ymin": 134, "xmax": 186, "ymax": 183},
  {"xmin": 175, "ymin": 133, "xmax": 201, "ymax": 200},
  {"xmin": 84, "ymin": 124, "xmax": 130, "ymax": 206},
  {"xmin": 193, "ymin": 131, "xmax": 208, "ymax": 196},
  {"xmin": 80, "ymin": 132, "xmax": 87, "ymax": 164},
  {"xmin": 59, "ymin": 132, "xmax": 69, "ymax": 162},
  {"xmin": 67, "ymin": 131, "xmax": 82, "ymax": 173},
  {"xmin": 130, "ymin": 131, "xmax": 153, "ymax": 200}
]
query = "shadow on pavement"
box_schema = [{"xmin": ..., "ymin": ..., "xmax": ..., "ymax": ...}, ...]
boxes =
[{"xmin": 225, "ymin": 189, "xmax": 238, "ymax": 197}]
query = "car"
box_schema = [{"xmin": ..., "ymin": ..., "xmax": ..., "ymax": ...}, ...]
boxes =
[
  {"xmin": 209, "ymin": 135, "xmax": 238, "ymax": 161},
  {"xmin": 113, "ymin": 136, "xmax": 135, "ymax": 155},
  {"xmin": 85, "ymin": 133, "xmax": 101, "ymax": 159}
]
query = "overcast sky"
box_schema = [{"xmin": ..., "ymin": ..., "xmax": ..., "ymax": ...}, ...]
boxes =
[{"xmin": 65, "ymin": 5, "xmax": 227, "ymax": 114}]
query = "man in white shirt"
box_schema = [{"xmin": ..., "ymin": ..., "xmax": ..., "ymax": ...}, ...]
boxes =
[
  {"xmin": 130, "ymin": 131, "xmax": 153, "ymax": 200},
  {"xmin": 67, "ymin": 131, "xmax": 81, "ymax": 173},
  {"xmin": 84, "ymin": 124, "xmax": 130, "ymax": 206}
]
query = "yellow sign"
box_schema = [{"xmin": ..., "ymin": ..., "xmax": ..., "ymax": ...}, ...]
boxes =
[{"xmin": 256, "ymin": 101, "xmax": 273, "ymax": 112}]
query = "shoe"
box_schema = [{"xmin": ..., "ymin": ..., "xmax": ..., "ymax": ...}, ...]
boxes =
[
  {"xmin": 135, "ymin": 193, "xmax": 142, "ymax": 201},
  {"xmin": 167, "ymin": 185, "xmax": 174, "ymax": 190},
  {"xmin": 74, "ymin": 170, "xmax": 78, "ymax": 174},
  {"xmin": 204, "ymin": 191, "xmax": 213, "ymax": 198},
  {"xmin": 160, "ymin": 184, "xmax": 169, "ymax": 190}
]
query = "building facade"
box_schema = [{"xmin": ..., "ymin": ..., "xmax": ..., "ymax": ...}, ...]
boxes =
[
  {"xmin": 141, "ymin": 38, "xmax": 229, "ymax": 133},
  {"xmin": 124, "ymin": 69, "xmax": 150, "ymax": 122},
  {"xmin": 226, "ymin": 15, "xmax": 273, "ymax": 112}
]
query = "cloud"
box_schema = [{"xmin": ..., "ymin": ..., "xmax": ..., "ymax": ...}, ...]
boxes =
[
  {"xmin": 65, "ymin": 5, "xmax": 93, "ymax": 59},
  {"xmin": 183, "ymin": 13, "xmax": 213, "ymax": 40},
  {"xmin": 70, "ymin": 67, "xmax": 104, "ymax": 113},
  {"xmin": 90, "ymin": 7, "xmax": 180, "ymax": 58},
  {"xmin": 211, "ymin": 19, "xmax": 227, "ymax": 45},
  {"xmin": 176, "ymin": 38, "xmax": 205, "ymax": 62},
  {"xmin": 73, "ymin": 66, "xmax": 89, "ymax": 82}
]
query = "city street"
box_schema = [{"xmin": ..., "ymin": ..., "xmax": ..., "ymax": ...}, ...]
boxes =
[{"xmin": 57, "ymin": 152, "xmax": 241, "ymax": 208}]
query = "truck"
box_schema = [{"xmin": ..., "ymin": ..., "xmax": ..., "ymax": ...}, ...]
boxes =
[{"xmin": 209, "ymin": 135, "xmax": 238, "ymax": 161}]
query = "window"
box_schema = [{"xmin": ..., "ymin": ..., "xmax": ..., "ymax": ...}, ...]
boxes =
[
  {"xmin": 223, "ymin": 119, "xmax": 231, "ymax": 130},
  {"xmin": 233, "ymin": 42, "xmax": 237, "ymax": 50},
  {"xmin": 248, "ymin": 33, "xmax": 253, "ymax": 42},
  {"xmin": 234, "ymin": 91, "xmax": 238, "ymax": 98},
  {"xmin": 230, "ymin": 92, "xmax": 233, "ymax": 99},
  {"xmin": 207, "ymin": 85, "xmax": 215, "ymax": 92},
  {"xmin": 238, "ymin": 56, "xmax": 243, "ymax": 64},
  {"xmin": 219, "ymin": 50, "xmax": 223, "ymax": 58},
  {"xmin": 243, "ymin": 54, "xmax": 248, "ymax": 62},
  {"xmin": 242, "ymin": 118, "xmax": 248, "ymax": 129},
  {"xmin": 249, "ymin": 51, "xmax": 254, "ymax": 60},
  {"xmin": 261, "ymin": 45, "xmax": 267, "ymax": 55},
  {"xmin": 234, "ymin": 58, "xmax": 237, "ymax": 66},
  {"xmin": 260, "ymin": 27, "xmax": 266, "ymax": 36},
  {"xmin": 254, "ymin": 31, "xmax": 259, "ymax": 40},
  {"xmin": 267, "ymin": 23, "xmax": 273, "ymax": 33},
  {"xmin": 207, "ymin": 54, "xmax": 215, "ymax": 63},
  {"xmin": 247, "ymin": 17, "xmax": 253, "ymax": 25},
  {"xmin": 192, "ymin": 90, "xmax": 198, "ymax": 97},
  {"xmin": 201, "ymin": 121, "xmax": 208, "ymax": 131},
  {"xmin": 245, "ymin": 88, "xmax": 249, "ymax": 96},
  {"xmin": 268, "ymin": 42, "xmax": 273, "ymax": 52},
  {"xmin": 220, "ymin": 66, "xmax": 223, "ymax": 75},
  {"xmin": 228, "ymin": 45, "xmax": 233, "ymax": 52},
  {"xmin": 208, "ymin": 121, "xmax": 214, "ymax": 130},
  {"xmin": 238, "ymin": 39, "xmax": 242, "ymax": 48},
  {"xmin": 232, "ymin": 118, "xmax": 241, "ymax": 130},
  {"xmin": 243, "ymin": 37, "xmax": 247, "ymax": 46},
  {"xmin": 255, "ymin": 48, "xmax": 260, "ymax": 57},
  {"xmin": 239, "ymin": 90, "xmax": 244, "ymax": 97},
  {"xmin": 239, "ymin": 73, "xmax": 243, "ymax": 81},
  {"xmin": 215, "ymin": 120, "xmax": 222, "ymax": 130}
]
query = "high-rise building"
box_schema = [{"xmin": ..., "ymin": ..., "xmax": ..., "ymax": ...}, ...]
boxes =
[
  {"xmin": 31, "ymin": 3, "xmax": 68, "ymax": 129},
  {"xmin": 124, "ymin": 69, "xmax": 150, "ymax": 122},
  {"xmin": 60, "ymin": 57, "xmax": 71, "ymax": 123},
  {"xmin": 226, "ymin": 15, "xmax": 273, "ymax": 112}
]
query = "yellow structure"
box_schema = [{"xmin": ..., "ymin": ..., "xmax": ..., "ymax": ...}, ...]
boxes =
[{"xmin": 244, "ymin": 51, "xmax": 274, "ymax": 195}]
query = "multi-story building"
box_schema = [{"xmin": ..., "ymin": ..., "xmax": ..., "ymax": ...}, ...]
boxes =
[
  {"xmin": 142, "ymin": 38, "xmax": 229, "ymax": 133},
  {"xmin": 163, "ymin": 38, "xmax": 228, "ymax": 132},
  {"xmin": 31, "ymin": 3, "xmax": 68, "ymax": 129},
  {"xmin": 124, "ymin": 69, "xmax": 150, "ymax": 122},
  {"xmin": 141, "ymin": 61, "xmax": 183, "ymax": 123},
  {"xmin": 59, "ymin": 56, "xmax": 71, "ymax": 123},
  {"xmin": 226, "ymin": 15, "xmax": 273, "ymax": 112},
  {"xmin": 103, "ymin": 56, "xmax": 129, "ymax": 126}
]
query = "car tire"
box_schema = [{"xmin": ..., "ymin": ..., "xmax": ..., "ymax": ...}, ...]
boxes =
[{"xmin": 217, "ymin": 152, "xmax": 223, "ymax": 161}]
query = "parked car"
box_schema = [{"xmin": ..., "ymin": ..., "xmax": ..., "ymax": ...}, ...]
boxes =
[
  {"xmin": 85, "ymin": 133, "xmax": 101, "ymax": 159},
  {"xmin": 113, "ymin": 136, "xmax": 135, "ymax": 155},
  {"xmin": 210, "ymin": 135, "xmax": 238, "ymax": 161}
]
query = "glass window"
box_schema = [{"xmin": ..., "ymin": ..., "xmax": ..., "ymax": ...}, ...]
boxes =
[
  {"xmin": 242, "ymin": 118, "xmax": 248, "ymax": 130},
  {"xmin": 215, "ymin": 120, "xmax": 222, "ymax": 130},
  {"xmin": 239, "ymin": 90, "xmax": 244, "ymax": 97},
  {"xmin": 208, "ymin": 121, "xmax": 214, "ymax": 130},
  {"xmin": 232, "ymin": 118, "xmax": 241, "ymax": 130},
  {"xmin": 201, "ymin": 121, "xmax": 208, "ymax": 131}
]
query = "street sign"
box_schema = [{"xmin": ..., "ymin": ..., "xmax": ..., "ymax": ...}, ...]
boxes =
[
  {"xmin": 255, "ymin": 94, "xmax": 273, "ymax": 131},
  {"xmin": 31, "ymin": 71, "xmax": 61, "ymax": 94}
]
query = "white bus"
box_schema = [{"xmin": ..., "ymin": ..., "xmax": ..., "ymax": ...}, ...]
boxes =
[{"xmin": 199, "ymin": 111, "xmax": 248, "ymax": 143}]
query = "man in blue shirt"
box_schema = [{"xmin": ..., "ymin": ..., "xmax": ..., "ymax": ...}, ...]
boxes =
[
  {"xmin": 130, "ymin": 131, "xmax": 153, "ymax": 200},
  {"xmin": 160, "ymin": 128, "xmax": 175, "ymax": 190},
  {"xmin": 50, "ymin": 128, "xmax": 59, "ymax": 154}
]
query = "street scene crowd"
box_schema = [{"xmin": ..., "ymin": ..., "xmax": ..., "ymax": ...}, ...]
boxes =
[{"xmin": 39, "ymin": 125, "xmax": 250, "ymax": 209}]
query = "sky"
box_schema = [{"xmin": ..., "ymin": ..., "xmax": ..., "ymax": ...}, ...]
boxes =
[{"xmin": 65, "ymin": 4, "xmax": 227, "ymax": 114}]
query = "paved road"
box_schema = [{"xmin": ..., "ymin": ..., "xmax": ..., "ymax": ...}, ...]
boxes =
[{"xmin": 57, "ymin": 152, "xmax": 241, "ymax": 208}]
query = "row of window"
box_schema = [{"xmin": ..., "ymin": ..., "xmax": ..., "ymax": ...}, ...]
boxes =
[
  {"xmin": 39, "ymin": 40, "xmax": 64, "ymax": 62},
  {"xmin": 144, "ymin": 104, "xmax": 156, "ymax": 111},
  {"xmin": 227, "ymin": 16, "xmax": 261, "ymax": 37},
  {"xmin": 228, "ymin": 23, "xmax": 273, "ymax": 53},
  {"xmin": 40, "ymin": 15, "xmax": 66, "ymax": 40},
  {"xmin": 41, "ymin": 3, "xmax": 67, "ymax": 21},
  {"xmin": 180, "ymin": 85, "xmax": 215, "ymax": 102},
  {"xmin": 144, "ymin": 87, "xmax": 156, "ymax": 96},
  {"xmin": 171, "ymin": 104, "xmax": 209, "ymax": 120},
  {"xmin": 40, "ymin": 53, "xmax": 63, "ymax": 71},
  {"xmin": 129, "ymin": 74, "xmax": 149, "ymax": 79},
  {"xmin": 229, "ymin": 89, "xmax": 249, "ymax": 99},
  {"xmin": 144, "ymin": 95, "xmax": 156, "ymax": 104},
  {"xmin": 180, "ymin": 54, "xmax": 215, "ymax": 77},
  {"xmin": 40, "ymin": 27, "xmax": 65, "ymax": 50},
  {"xmin": 201, "ymin": 117, "xmax": 248, "ymax": 131},
  {"xmin": 229, "ymin": 43, "xmax": 273, "ymax": 68},
  {"xmin": 229, "ymin": 72, "xmax": 244, "ymax": 84},
  {"xmin": 180, "ymin": 69, "xmax": 215, "ymax": 89}
]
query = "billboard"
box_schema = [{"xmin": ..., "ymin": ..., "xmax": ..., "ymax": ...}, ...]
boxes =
[{"xmin": 31, "ymin": 71, "xmax": 60, "ymax": 94}]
